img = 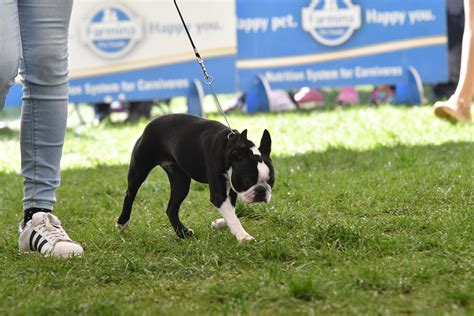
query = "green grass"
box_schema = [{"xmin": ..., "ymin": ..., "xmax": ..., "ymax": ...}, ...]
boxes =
[{"xmin": 0, "ymin": 105, "xmax": 473, "ymax": 315}]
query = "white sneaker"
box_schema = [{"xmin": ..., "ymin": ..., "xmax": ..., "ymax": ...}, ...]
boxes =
[{"xmin": 18, "ymin": 212, "xmax": 84, "ymax": 258}]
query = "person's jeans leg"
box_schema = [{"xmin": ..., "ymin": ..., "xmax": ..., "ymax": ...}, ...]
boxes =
[
  {"xmin": 18, "ymin": 0, "xmax": 73, "ymax": 210},
  {"xmin": 0, "ymin": 0, "xmax": 21, "ymax": 110}
]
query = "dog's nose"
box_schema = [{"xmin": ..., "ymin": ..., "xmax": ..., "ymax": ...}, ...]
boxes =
[
  {"xmin": 255, "ymin": 185, "xmax": 266, "ymax": 194},
  {"xmin": 254, "ymin": 185, "xmax": 267, "ymax": 202}
]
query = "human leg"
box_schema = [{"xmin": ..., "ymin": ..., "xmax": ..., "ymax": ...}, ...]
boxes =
[
  {"xmin": 18, "ymin": 0, "xmax": 73, "ymax": 211},
  {"xmin": 434, "ymin": 0, "xmax": 474, "ymax": 123},
  {"xmin": 17, "ymin": 0, "xmax": 82, "ymax": 257},
  {"xmin": 455, "ymin": 0, "xmax": 474, "ymax": 104}
]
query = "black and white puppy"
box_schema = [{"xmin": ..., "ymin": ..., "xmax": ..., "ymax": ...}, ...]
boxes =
[{"xmin": 117, "ymin": 114, "xmax": 274, "ymax": 243}]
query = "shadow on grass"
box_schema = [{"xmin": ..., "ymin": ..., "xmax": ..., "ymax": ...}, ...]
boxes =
[{"xmin": 1, "ymin": 140, "xmax": 471, "ymax": 224}]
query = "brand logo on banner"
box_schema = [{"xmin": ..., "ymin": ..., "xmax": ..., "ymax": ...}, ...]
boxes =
[
  {"xmin": 81, "ymin": 4, "xmax": 143, "ymax": 59},
  {"xmin": 302, "ymin": 0, "xmax": 361, "ymax": 46}
]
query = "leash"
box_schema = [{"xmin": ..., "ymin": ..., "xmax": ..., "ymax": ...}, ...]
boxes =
[{"xmin": 173, "ymin": 0, "xmax": 235, "ymax": 134}]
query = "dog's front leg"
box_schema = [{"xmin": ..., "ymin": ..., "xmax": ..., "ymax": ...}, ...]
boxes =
[
  {"xmin": 210, "ymin": 183, "xmax": 254, "ymax": 243},
  {"xmin": 217, "ymin": 195, "xmax": 254, "ymax": 243}
]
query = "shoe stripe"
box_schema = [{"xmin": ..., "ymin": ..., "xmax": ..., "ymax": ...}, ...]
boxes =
[
  {"xmin": 37, "ymin": 239, "xmax": 48, "ymax": 254},
  {"xmin": 41, "ymin": 243, "xmax": 52, "ymax": 255},
  {"xmin": 29, "ymin": 230, "xmax": 37, "ymax": 251},
  {"xmin": 33, "ymin": 234, "xmax": 43, "ymax": 251}
]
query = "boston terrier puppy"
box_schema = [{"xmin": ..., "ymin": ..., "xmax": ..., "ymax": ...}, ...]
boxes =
[{"xmin": 117, "ymin": 114, "xmax": 274, "ymax": 243}]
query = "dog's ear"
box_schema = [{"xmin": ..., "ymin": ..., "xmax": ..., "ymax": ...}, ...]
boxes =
[
  {"xmin": 238, "ymin": 129, "xmax": 248, "ymax": 146},
  {"xmin": 259, "ymin": 129, "xmax": 271, "ymax": 156},
  {"xmin": 239, "ymin": 129, "xmax": 247, "ymax": 142},
  {"xmin": 226, "ymin": 130, "xmax": 248, "ymax": 169}
]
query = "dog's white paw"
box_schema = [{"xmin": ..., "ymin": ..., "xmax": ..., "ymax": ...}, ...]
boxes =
[
  {"xmin": 186, "ymin": 228, "xmax": 194, "ymax": 236},
  {"xmin": 116, "ymin": 221, "xmax": 129, "ymax": 231},
  {"xmin": 211, "ymin": 218, "xmax": 227, "ymax": 230},
  {"xmin": 177, "ymin": 228, "xmax": 194, "ymax": 238},
  {"xmin": 237, "ymin": 234, "xmax": 255, "ymax": 244}
]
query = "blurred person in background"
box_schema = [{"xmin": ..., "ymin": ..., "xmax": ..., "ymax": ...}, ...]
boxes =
[
  {"xmin": 432, "ymin": 0, "xmax": 464, "ymax": 99},
  {"xmin": 434, "ymin": 0, "xmax": 473, "ymax": 123}
]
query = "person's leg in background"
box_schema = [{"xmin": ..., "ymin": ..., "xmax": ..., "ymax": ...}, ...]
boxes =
[
  {"xmin": 432, "ymin": 0, "xmax": 464, "ymax": 99},
  {"xmin": 0, "ymin": 0, "xmax": 21, "ymax": 110},
  {"xmin": 14, "ymin": 0, "xmax": 83, "ymax": 257},
  {"xmin": 434, "ymin": 0, "xmax": 474, "ymax": 123}
]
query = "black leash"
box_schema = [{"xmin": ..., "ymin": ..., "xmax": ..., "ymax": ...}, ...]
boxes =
[{"xmin": 173, "ymin": 0, "xmax": 234, "ymax": 133}]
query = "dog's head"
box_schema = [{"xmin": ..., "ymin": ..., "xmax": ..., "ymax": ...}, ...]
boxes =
[{"xmin": 225, "ymin": 129, "xmax": 274, "ymax": 203}]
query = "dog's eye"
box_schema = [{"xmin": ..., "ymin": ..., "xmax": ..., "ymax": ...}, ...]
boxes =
[
  {"xmin": 251, "ymin": 155, "xmax": 262, "ymax": 162},
  {"xmin": 232, "ymin": 148, "xmax": 248, "ymax": 161}
]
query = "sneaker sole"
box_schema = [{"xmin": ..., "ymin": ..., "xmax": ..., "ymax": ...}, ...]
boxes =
[{"xmin": 19, "ymin": 249, "xmax": 83, "ymax": 258}]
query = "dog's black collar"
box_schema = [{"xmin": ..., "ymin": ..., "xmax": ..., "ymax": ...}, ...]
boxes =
[{"xmin": 227, "ymin": 130, "xmax": 237, "ymax": 139}]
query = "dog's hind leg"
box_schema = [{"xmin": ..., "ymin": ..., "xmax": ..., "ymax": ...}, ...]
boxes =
[
  {"xmin": 117, "ymin": 160, "xmax": 155, "ymax": 230},
  {"xmin": 163, "ymin": 163, "xmax": 193, "ymax": 238}
]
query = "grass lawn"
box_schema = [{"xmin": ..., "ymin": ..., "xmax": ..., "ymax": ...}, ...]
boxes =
[{"xmin": 0, "ymin": 104, "xmax": 473, "ymax": 315}]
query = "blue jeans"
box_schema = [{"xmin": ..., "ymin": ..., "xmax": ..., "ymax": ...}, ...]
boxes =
[{"xmin": 0, "ymin": 0, "xmax": 73, "ymax": 210}]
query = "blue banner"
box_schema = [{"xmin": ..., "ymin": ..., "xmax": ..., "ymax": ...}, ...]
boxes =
[
  {"xmin": 68, "ymin": 56, "xmax": 236, "ymax": 104},
  {"xmin": 237, "ymin": 0, "xmax": 448, "ymax": 90},
  {"xmin": 4, "ymin": 0, "xmax": 449, "ymax": 108}
]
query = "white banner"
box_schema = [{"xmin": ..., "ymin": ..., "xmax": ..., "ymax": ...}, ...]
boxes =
[{"xmin": 69, "ymin": 0, "xmax": 237, "ymax": 79}]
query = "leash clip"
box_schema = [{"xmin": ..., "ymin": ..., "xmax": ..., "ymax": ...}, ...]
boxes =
[
  {"xmin": 204, "ymin": 75, "xmax": 213, "ymax": 85},
  {"xmin": 227, "ymin": 130, "xmax": 236, "ymax": 139}
]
